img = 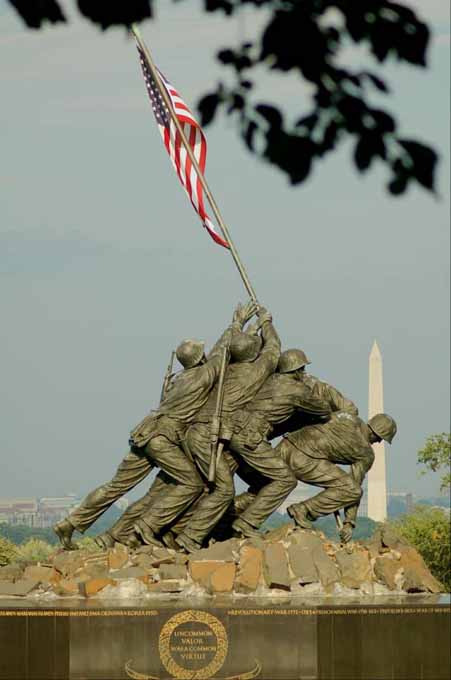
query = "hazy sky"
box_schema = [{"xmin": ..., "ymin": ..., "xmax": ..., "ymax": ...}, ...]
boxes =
[{"xmin": 1, "ymin": 0, "xmax": 449, "ymax": 502}]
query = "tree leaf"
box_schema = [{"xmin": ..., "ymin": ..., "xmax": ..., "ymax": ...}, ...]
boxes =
[
  {"xmin": 198, "ymin": 93, "xmax": 220, "ymax": 126},
  {"xmin": 255, "ymin": 104, "xmax": 283, "ymax": 128},
  {"xmin": 8, "ymin": 0, "xmax": 66, "ymax": 28}
]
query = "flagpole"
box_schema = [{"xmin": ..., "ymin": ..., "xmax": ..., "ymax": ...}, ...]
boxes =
[{"xmin": 130, "ymin": 24, "xmax": 258, "ymax": 303}]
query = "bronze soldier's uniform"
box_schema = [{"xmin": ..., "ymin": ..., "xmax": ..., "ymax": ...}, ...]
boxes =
[
  {"xmin": 276, "ymin": 412, "xmax": 375, "ymax": 525},
  {"xmin": 302, "ymin": 373, "xmax": 358, "ymax": 415},
  {"xmin": 65, "ymin": 321, "xmax": 238, "ymax": 539},
  {"xmin": 176, "ymin": 317, "xmax": 286, "ymax": 547},
  {"xmin": 226, "ymin": 373, "xmax": 332, "ymax": 533}
]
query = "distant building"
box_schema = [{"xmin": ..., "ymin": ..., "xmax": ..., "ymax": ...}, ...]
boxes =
[
  {"xmin": 0, "ymin": 498, "xmax": 39, "ymax": 527},
  {"xmin": 0, "ymin": 495, "xmax": 79, "ymax": 528},
  {"xmin": 35, "ymin": 495, "xmax": 79, "ymax": 527},
  {"xmin": 387, "ymin": 492, "xmax": 415, "ymax": 517}
]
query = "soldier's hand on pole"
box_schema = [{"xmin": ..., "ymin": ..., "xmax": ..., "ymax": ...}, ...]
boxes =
[
  {"xmin": 233, "ymin": 301, "xmax": 258, "ymax": 328},
  {"xmin": 245, "ymin": 321, "xmax": 260, "ymax": 337},
  {"xmin": 256, "ymin": 306, "xmax": 272, "ymax": 326}
]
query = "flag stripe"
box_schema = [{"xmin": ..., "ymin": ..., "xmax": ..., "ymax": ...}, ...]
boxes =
[{"xmin": 136, "ymin": 46, "xmax": 229, "ymax": 248}]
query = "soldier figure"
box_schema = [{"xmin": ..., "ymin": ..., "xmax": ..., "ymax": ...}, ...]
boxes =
[
  {"xmin": 276, "ymin": 411, "xmax": 397, "ymax": 542},
  {"xmin": 269, "ymin": 348, "xmax": 358, "ymax": 439},
  {"xmin": 220, "ymin": 351, "xmax": 334, "ymax": 539},
  {"xmin": 174, "ymin": 307, "xmax": 292, "ymax": 552},
  {"xmin": 53, "ymin": 302, "xmax": 256, "ymax": 550},
  {"xmin": 99, "ymin": 346, "xmax": 358, "ymax": 549}
]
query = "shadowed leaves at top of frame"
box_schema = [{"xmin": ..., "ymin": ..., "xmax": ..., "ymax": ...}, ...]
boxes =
[{"xmin": 7, "ymin": 0, "xmax": 439, "ymax": 196}]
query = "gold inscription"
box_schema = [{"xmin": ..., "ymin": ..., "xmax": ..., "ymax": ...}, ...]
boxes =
[
  {"xmin": 159, "ymin": 610, "xmax": 228, "ymax": 679},
  {"xmin": 227, "ymin": 607, "xmax": 448, "ymax": 616},
  {"xmin": 0, "ymin": 610, "xmax": 158, "ymax": 617}
]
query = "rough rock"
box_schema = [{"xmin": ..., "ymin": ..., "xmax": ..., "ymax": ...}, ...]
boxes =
[
  {"xmin": 264, "ymin": 523, "xmax": 294, "ymax": 543},
  {"xmin": 2, "ymin": 521, "xmax": 443, "ymax": 599},
  {"xmin": 287, "ymin": 544, "xmax": 318, "ymax": 584},
  {"xmin": 365, "ymin": 535, "xmax": 384, "ymax": 560},
  {"xmin": 189, "ymin": 560, "xmax": 220, "ymax": 589},
  {"xmin": 23, "ymin": 565, "xmax": 57, "ymax": 584},
  {"xmin": 111, "ymin": 567, "xmax": 148, "ymax": 582},
  {"xmin": 398, "ymin": 546, "xmax": 442, "ymax": 593},
  {"xmin": 134, "ymin": 545, "xmax": 155, "ymax": 555},
  {"xmin": 380, "ymin": 526, "xmax": 408, "ymax": 550},
  {"xmin": 149, "ymin": 548, "xmax": 175, "ymax": 567},
  {"xmin": 159, "ymin": 564, "xmax": 187, "ymax": 581},
  {"xmin": 373, "ymin": 555, "xmax": 403, "ymax": 590},
  {"xmin": 53, "ymin": 551, "xmax": 84, "ymax": 577},
  {"xmin": 54, "ymin": 578, "xmax": 80, "ymax": 596},
  {"xmin": 148, "ymin": 580, "xmax": 184, "ymax": 593},
  {"xmin": 263, "ymin": 543, "xmax": 290, "ymax": 590},
  {"xmin": 74, "ymin": 563, "xmax": 111, "ymax": 582},
  {"xmin": 290, "ymin": 529, "xmax": 325, "ymax": 551},
  {"xmin": 235, "ymin": 545, "xmax": 263, "ymax": 592},
  {"xmin": 210, "ymin": 563, "xmax": 236, "ymax": 593},
  {"xmin": 247, "ymin": 536, "xmax": 266, "ymax": 551},
  {"xmin": 108, "ymin": 544, "xmax": 129, "ymax": 570},
  {"xmin": 312, "ymin": 546, "xmax": 340, "ymax": 589},
  {"xmin": 174, "ymin": 553, "xmax": 189, "ymax": 565},
  {"xmin": 0, "ymin": 579, "xmax": 40, "ymax": 597},
  {"xmin": 0, "ymin": 564, "xmax": 24, "ymax": 582},
  {"xmin": 335, "ymin": 549, "xmax": 372, "ymax": 589},
  {"xmin": 79, "ymin": 578, "xmax": 115, "ymax": 597},
  {"xmin": 190, "ymin": 539, "xmax": 239, "ymax": 562},
  {"xmin": 132, "ymin": 553, "xmax": 156, "ymax": 570}
]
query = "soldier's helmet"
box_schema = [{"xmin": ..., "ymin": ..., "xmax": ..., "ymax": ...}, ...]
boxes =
[
  {"xmin": 368, "ymin": 413, "xmax": 397, "ymax": 444},
  {"xmin": 176, "ymin": 339, "xmax": 205, "ymax": 369},
  {"xmin": 229, "ymin": 333, "xmax": 262, "ymax": 363},
  {"xmin": 278, "ymin": 349, "xmax": 311, "ymax": 373}
]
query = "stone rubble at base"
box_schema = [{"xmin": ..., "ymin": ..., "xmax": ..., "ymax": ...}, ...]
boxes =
[{"xmin": 0, "ymin": 525, "xmax": 443, "ymax": 600}]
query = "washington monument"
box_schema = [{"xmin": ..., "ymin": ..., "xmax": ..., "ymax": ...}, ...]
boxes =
[{"xmin": 367, "ymin": 340, "xmax": 388, "ymax": 522}]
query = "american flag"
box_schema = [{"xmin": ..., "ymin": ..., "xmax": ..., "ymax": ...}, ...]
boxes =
[{"xmin": 136, "ymin": 46, "xmax": 229, "ymax": 249}]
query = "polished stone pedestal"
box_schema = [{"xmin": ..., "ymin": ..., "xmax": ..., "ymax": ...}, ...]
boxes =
[{"xmin": 0, "ymin": 595, "xmax": 449, "ymax": 680}]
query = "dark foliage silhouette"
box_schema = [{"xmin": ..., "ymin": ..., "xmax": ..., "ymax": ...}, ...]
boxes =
[{"xmin": 7, "ymin": 0, "xmax": 438, "ymax": 195}]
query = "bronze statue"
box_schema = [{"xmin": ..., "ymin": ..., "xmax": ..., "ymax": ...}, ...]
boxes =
[
  {"xmin": 54, "ymin": 299, "xmax": 397, "ymax": 553},
  {"xmin": 277, "ymin": 411, "xmax": 397, "ymax": 542},
  {"xmin": 171, "ymin": 307, "xmax": 289, "ymax": 551},
  {"xmin": 54, "ymin": 302, "xmax": 257, "ymax": 550},
  {"xmin": 83, "ymin": 343, "xmax": 364, "ymax": 551}
]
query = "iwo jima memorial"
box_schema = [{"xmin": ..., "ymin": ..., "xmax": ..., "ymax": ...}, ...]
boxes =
[{"xmin": 1, "ymin": 25, "xmax": 449, "ymax": 680}]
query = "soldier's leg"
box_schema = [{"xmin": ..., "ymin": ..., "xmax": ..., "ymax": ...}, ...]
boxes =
[
  {"xmin": 175, "ymin": 423, "xmax": 235, "ymax": 551},
  {"xmin": 107, "ymin": 471, "xmax": 172, "ymax": 544},
  {"xmin": 55, "ymin": 449, "xmax": 154, "ymax": 549},
  {"xmin": 276, "ymin": 438, "xmax": 362, "ymax": 523},
  {"xmin": 166, "ymin": 487, "xmax": 209, "ymax": 536},
  {"xmin": 168, "ymin": 449, "xmax": 239, "ymax": 540},
  {"xmin": 230, "ymin": 435, "xmax": 297, "ymax": 535},
  {"xmin": 135, "ymin": 436, "xmax": 204, "ymax": 537}
]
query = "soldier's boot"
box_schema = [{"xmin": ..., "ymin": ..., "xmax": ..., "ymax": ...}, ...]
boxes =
[
  {"xmin": 121, "ymin": 534, "xmax": 141, "ymax": 550},
  {"xmin": 175, "ymin": 533, "xmax": 202, "ymax": 554},
  {"xmin": 232, "ymin": 517, "xmax": 261, "ymax": 540},
  {"xmin": 54, "ymin": 518, "xmax": 78, "ymax": 551},
  {"xmin": 287, "ymin": 503, "xmax": 313, "ymax": 530},
  {"xmin": 94, "ymin": 532, "xmax": 115, "ymax": 550},
  {"xmin": 133, "ymin": 520, "xmax": 164, "ymax": 548},
  {"xmin": 161, "ymin": 530, "xmax": 181, "ymax": 551}
]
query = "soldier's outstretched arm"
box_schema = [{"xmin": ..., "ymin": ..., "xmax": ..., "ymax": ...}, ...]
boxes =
[
  {"xmin": 324, "ymin": 383, "xmax": 358, "ymax": 415},
  {"xmin": 255, "ymin": 307, "xmax": 281, "ymax": 373}
]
